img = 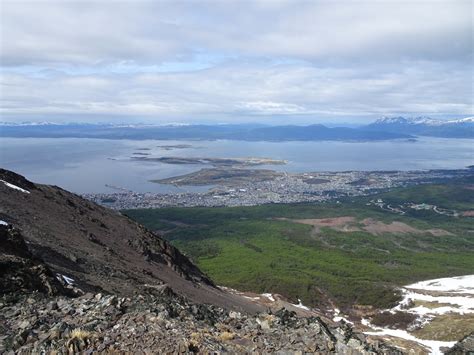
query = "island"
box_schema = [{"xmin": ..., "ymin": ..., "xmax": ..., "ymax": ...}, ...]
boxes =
[{"xmin": 131, "ymin": 156, "xmax": 287, "ymax": 167}]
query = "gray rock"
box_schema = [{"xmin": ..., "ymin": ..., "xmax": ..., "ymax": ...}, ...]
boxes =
[{"xmin": 444, "ymin": 332, "xmax": 474, "ymax": 354}]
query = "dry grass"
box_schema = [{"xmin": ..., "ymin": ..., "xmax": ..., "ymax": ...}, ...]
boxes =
[
  {"xmin": 219, "ymin": 331, "xmax": 235, "ymax": 341},
  {"xmin": 367, "ymin": 335, "xmax": 429, "ymax": 355},
  {"xmin": 68, "ymin": 328, "xmax": 92, "ymax": 340},
  {"xmin": 66, "ymin": 328, "xmax": 95, "ymax": 352},
  {"xmin": 413, "ymin": 300, "xmax": 460, "ymax": 309},
  {"xmin": 412, "ymin": 314, "xmax": 474, "ymax": 341}
]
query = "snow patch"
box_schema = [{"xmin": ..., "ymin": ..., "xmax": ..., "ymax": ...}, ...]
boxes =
[
  {"xmin": 243, "ymin": 296, "xmax": 261, "ymax": 300},
  {"xmin": 364, "ymin": 275, "xmax": 474, "ymax": 354},
  {"xmin": 374, "ymin": 116, "xmax": 474, "ymax": 126},
  {"xmin": 262, "ymin": 293, "xmax": 275, "ymax": 302},
  {"xmin": 0, "ymin": 180, "xmax": 30, "ymax": 194},
  {"xmin": 405, "ymin": 275, "xmax": 474, "ymax": 295},
  {"xmin": 395, "ymin": 291, "xmax": 474, "ymax": 313},
  {"xmin": 293, "ymin": 299, "xmax": 310, "ymax": 311},
  {"xmin": 398, "ymin": 275, "xmax": 474, "ymax": 316},
  {"xmin": 0, "ymin": 220, "xmax": 8, "ymax": 226},
  {"xmin": 364, "ymin": 319, "xmax": 456, "ymax": 355},
  {"xmin": 333, "ymin": 316, "xmax": 353, "ymax": 325},
  {"xmin": 56, "ymin": 274, "xmax": 74, "ymax": 285},
  {"xmin": 332, "ymin": 308, "xmax": 353, "ymax": 324}
]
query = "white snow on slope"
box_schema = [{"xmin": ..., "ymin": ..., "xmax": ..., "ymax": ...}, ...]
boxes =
[
  {"xmin": 332, "ymin": 308, "xmax": 354, "ymax": 324},
  {"xmin": 364, "ymin": 319, "xmax": 456, "ymax": 355},
  {"xmin": 396, "ymin": 291, "xmax": 474, "ymax": 314},
  {"xmin": 446, "ymin": 116, "xmax": 474, "ymax": 124},
  {"xmin": 262, "ymin": 293, "xmax": 275, "ymax": 302},
  {"xmin": 405, "ymin": 275, "xmax": 474, "ymax": 295},
  {"xmin": 293, "ymin": 299, "xmax": 310, "ymax": 311},
  {"xmin": 0, "ymin": 220, "xmax": 8, "ymax": 226},
  {"xmin": 375, "ymin": 116, "xmax": 474, "ymax": 126},
  {"xmin": 364, "ymin": 275, "xmax": 474, "ymax": 354},
  {"xmin": 0, "ymin": 180, "xmax": 30, "ymax": 194}
]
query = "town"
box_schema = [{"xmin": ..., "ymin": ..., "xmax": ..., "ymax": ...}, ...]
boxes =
[{"xmin": 83, "ymin": 168, "xmax": 473, "ymax": 210}]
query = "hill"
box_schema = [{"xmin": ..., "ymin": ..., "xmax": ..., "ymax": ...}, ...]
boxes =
[{"xmin": 0, "ymin": 168, "xmax": 262, "ymax": 312}]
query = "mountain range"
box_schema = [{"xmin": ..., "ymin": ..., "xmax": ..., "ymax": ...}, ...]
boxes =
[
  {"xmin": 0, "ymin": 122, "xmax": 411, "ymax": 141},
  {"xmin": 0, "ymin": 116, "xmax": 472, "ymax": 140},
  {"xmin": 365, "ymin": 116, "xmax": 474, "ymax": 138}
]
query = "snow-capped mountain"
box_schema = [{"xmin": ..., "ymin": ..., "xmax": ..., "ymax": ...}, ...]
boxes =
[
  {"xmin": 447, "ymin": 116, "xmax": 474, "ymax": 124},
  {"xmin": 366, "ymin": 116, "xmax": 474, "ymax": 138},
  {"xmin": 374, "ymin": 116, "xmax": 474, "ymax": 126}
]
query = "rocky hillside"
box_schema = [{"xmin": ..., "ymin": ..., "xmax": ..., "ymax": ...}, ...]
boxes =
[
  {"xmin": 0, "ymin": 272, "xmax": 401, "ymax": 353},
  {"xmin": 0, "ymin": 168, "xmax": 264, "ymax": 313},
  {"xmin": 0, "ymin": 223, "xmax": 67, "ymax": 297}
]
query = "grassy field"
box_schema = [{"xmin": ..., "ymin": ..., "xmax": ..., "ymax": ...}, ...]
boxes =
[{"xmin": 124, "ymin": 178, "xmax": 474, "ymax": 310}]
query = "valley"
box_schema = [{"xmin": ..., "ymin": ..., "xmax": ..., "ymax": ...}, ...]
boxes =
[{"xmin": 125, "ymin": 177, "xmax": 474, "ymax": 351}]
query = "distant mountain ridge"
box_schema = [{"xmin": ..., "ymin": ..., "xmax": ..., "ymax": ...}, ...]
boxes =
[
  {"xmin": 0, "ymin": 116, "xmax": 472, "ymax": 139},
  {"xmin": 0, "ymin": 122, "xmax": 411, "ymax": 141},
  {"xmin": 373, "ymin": 116, "xmax": 474, "ymax": 126},
  {"xmin": 365, "ymin": 116, "xmax": 474, "ymax": 138}
]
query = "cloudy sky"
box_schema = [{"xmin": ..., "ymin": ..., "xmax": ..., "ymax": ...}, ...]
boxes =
[{"xmin": 0, "ymin": 0, "xmax": 472, "ymax": 124}]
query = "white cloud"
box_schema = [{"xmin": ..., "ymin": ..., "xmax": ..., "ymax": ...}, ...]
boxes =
[
  {"xmin": 236, "ymin": 101, "xmax": 307, "ymax": 115},
  {"xmin": 1, "ymin": 0, "xmax": 471, "ymax": 65},
  {"xmin": 0, "ymin": 0, "xmax": 472, "ymax": 122},
  {"xmin": 1, "ymin": 61, "xmax": 471, "ymax": 121}
]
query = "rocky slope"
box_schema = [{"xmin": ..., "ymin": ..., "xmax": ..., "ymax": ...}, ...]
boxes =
[
  {"xmin": 0, "ymin": 280, "xmax": 401, "ymax": 353},
  {"xmin": 0, "ymin": 224, "xmax": 67, "ymax": 297},
  {"xmin": 0, "ymin": 168, "xmax": 262, "ymax": 313}
]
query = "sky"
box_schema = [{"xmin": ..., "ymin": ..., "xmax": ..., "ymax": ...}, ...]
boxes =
[{"xmin": 0, "ymin": 0, "xmax": 472, "ymax": 124}]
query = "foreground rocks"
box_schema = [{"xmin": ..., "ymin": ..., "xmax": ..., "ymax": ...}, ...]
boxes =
[{"xmin": 0, "ymin": 287, "xmax": 403, "ymax": 354}]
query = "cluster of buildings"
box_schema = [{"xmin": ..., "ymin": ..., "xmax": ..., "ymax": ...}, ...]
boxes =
[{"xmin": 83, "ymin": 169, "xmax": 472, "ymax": 210}]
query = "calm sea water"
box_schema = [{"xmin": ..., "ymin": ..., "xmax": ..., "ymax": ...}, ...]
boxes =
[{"xmin": 0, "ymin": 137, "xmax": 472, "ymax": 193}]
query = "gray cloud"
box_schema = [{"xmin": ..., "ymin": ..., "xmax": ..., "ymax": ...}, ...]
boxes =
[
  {"xmin": 0, "ymin": 0, "xmax": 472, "ymax": 122},
  {"xmin": 2, "ymin": 0, "xmax": 471, "ymax": 65},
  {"xmin": 2, "ymin": 61, "xmax": 470, "ymax": 121}
]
